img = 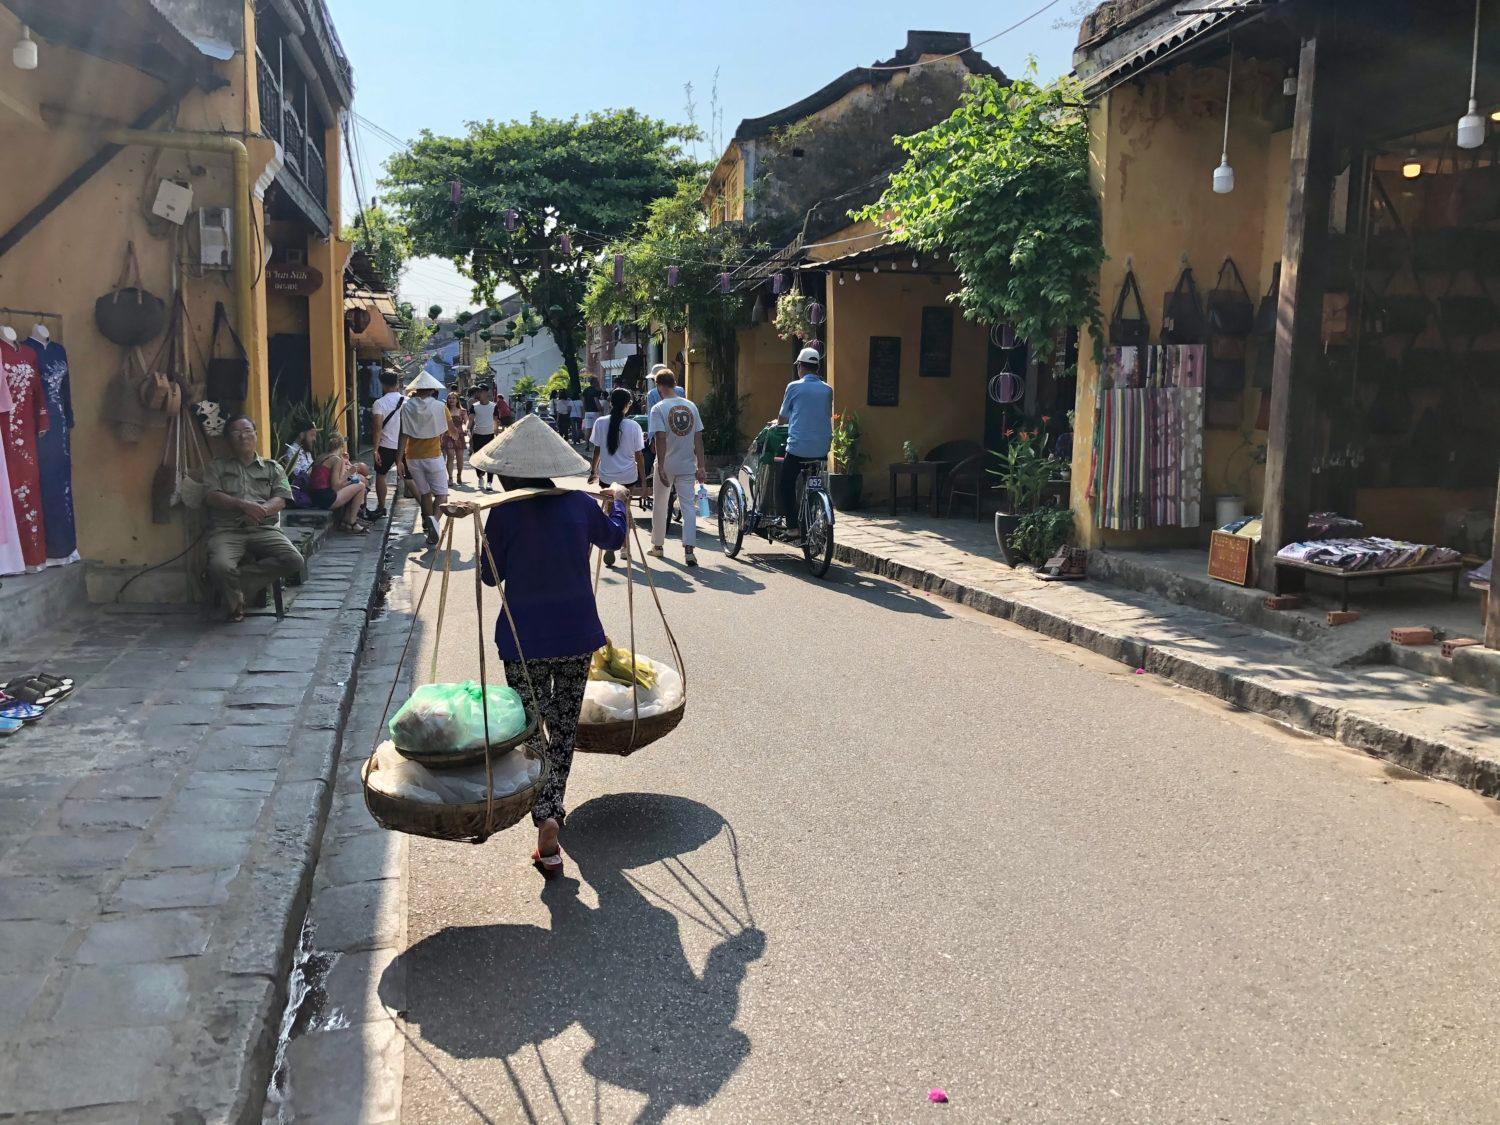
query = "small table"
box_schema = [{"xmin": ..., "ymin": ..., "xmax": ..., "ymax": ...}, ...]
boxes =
[
  {"xmin": 890, "ymin": 461, "xmax": 942, "ymax": 516},
  {"xmin": 1273, "ymin": 558, "xmax": 1465, "ymax": 612}
]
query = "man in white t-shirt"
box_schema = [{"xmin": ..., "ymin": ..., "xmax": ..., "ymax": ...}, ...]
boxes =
[
  {"xmin": 369, "ymin": 369, "xmax": 404, "ymax": 519},
  {"xmin": 647, "ymin": 371, "xmax": 705, "ymax": 567},
  {"xmin": 467, "ymin": 384, "xmax": 500, "ymax": 491}
]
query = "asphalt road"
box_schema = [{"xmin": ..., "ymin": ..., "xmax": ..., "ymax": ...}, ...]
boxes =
[{"xmin": 393, "ymin": 484, "xmax": 1500, "ymax": 1124}]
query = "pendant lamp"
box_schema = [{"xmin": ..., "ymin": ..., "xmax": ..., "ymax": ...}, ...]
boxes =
[
  {"xmin": 1459, "ymin": 0, "xmax": 1486, "ymax": 149},
  {"xmin": 1214, "ymin": 46, "xmax": 1236, "ymax": 194},
  {"xmin": 13, "ymin": 25, "xmax": 36, "ymax": 70}
]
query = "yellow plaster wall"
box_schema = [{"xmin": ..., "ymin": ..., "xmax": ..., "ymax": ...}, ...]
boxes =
[
  {"xmin": 737, "ymin": 321, "xmax": 797, "ymax": 437},
  {"xmin": 306, "ymin": 122, "xmax": 351, "ymax": 425},
  {"xmin": 827, "ymin": 271, "xmax": 987, "ymax": 497},
  {"xmin": 1070, "ymin": 60, "xmax": 1288, "ymax": 548},
  {"xmin": 0, "ymin": 9, "xmax": 260, "ymax": 594}
]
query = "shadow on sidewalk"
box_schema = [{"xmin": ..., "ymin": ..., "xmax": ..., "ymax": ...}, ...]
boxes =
[{"xmin": 386, "ymin": 793, "xmax": 764, "ymax": 1123}]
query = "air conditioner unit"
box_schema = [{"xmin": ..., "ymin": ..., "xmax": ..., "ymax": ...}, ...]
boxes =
[{"xmin": 199, "ymin": 207, "xmax": 232, "ymax": 270}]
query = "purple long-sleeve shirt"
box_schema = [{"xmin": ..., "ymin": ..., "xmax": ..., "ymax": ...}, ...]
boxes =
[{"xmin": 480, "ymin": 492, "xmax": 629, "ymax": 660}]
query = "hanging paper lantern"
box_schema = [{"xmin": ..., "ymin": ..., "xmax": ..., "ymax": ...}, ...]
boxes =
[
  {"xmin": 613, "ymin": 253, "xmax": 624, "ymax": 287},
  {"xmin": 719, "ymin": 271, "xmax": 731, "ymax": 294},
  {"xmin": 999, "ymin": 324, "xmax": 1017, "ymax": 349},
  {"xmin": 808, "ymin": 301, "xmax": 825, "ymax": 325},
  {"xmin": 504, "ymin": 208, "xmax": 518, "ymax": 231},
  {"xmin": 448, "ymin": 180, "xmax": 461, "ymax": 204},
  {"xmin": 991, "ymin": 371, "xmax": 1023, "ymax": 405},
  {"xmin": 559, "ymin": 231, "xmax": 572, "ymax": 255},
  {"xmin": 771, "ymin": 272, "xmax": 783, "ymax": 296},
  {"xmin": 667, "ymin": 265, "xmax": 680, "ymax": 287}
]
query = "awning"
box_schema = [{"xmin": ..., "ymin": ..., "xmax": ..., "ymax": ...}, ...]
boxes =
[{"xmin": 1074, "ymin": 0, "xmax": 1285, "ymax": 96}]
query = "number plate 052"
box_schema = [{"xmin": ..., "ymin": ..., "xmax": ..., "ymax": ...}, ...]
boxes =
[{"xmin": 806, "ymin": 476, "xmax": 824, "ymax": 490}]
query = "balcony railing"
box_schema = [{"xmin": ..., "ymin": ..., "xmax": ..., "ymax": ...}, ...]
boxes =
[{"xmin": 256, "ymin": 44, "xmax": 329, "ymax": 217}]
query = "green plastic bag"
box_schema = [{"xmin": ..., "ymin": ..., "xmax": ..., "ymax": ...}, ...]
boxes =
[{"xmin": 388, "ymin": 681, "xmax": 527, "ymax": 757}]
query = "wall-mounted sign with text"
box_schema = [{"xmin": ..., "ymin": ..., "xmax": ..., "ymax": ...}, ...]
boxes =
[{"xmin": 267, "ymin": 263, "xmax": 324, "ymax": 297}]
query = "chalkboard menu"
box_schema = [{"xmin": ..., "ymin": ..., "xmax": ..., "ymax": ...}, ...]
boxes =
[
  {"xmin": 919, "ymin": 306, "xmax": 954, "ymax": 377},
  {"xmin": 867, "ymin": 336, "xmax": 901, "ymax": 407}
]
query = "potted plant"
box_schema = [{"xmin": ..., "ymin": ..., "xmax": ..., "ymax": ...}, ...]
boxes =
[
  {"xmin": 828, "ymin": 411, "xmax": 869, "ymax": 510},
  {"xmin": 773, "ymin": 292, "xmax": 814, "ymax": 341},
  {"xmin": 901, "ymin": 440, "xmax": 919, "ymax": 464},
  {"xmin": 987, "ymin": 424, "xmax": 1059, "ymax": 565}
]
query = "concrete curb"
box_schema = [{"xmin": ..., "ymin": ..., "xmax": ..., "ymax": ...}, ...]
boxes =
[
  {"xmin": 170, "ymin": 508, "xmax": 402, "ymax": 1124},
  {"xmin": 833, "ymin": 540, "xmax": 1500, "ymax": 800}
]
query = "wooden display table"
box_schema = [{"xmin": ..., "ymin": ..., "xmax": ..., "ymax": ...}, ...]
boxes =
[
  {"xmin": 889, "ymin": 461, "xmax": 943, "ymax": 517},
  {"xmin": 1273, "ymin": 558, "xmax": 1464, "ymax": 612}
]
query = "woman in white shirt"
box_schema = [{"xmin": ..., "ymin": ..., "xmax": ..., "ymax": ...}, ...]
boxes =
[{"xmin": 587, "ymin": 387, "xmax": 645, "ymax": 566}]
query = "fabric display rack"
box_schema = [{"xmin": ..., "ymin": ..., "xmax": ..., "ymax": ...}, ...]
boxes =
[{"xmin": 0, "ymin": 306, "xmax": 75, "ymax": 578}]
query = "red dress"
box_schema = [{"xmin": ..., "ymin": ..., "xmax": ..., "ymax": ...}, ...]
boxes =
[{"xmin": 1, "ymin": 339, "xmax": 49, "ymax": 570}]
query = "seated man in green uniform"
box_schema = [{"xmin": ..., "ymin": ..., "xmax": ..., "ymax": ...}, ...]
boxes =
[{"xmin": 203, "ymin": 416, "xmax": 305, "ymax": 621}]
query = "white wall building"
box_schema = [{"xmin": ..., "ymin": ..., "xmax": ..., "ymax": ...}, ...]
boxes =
[{"xmin": 486, "ymin": 330, "xmax": 565, "ymax": 397}]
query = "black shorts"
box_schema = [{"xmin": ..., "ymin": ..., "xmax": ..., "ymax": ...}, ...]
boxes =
[
  {"xmin": 374, "ymin": 446, "xmax": 399, "ymax": 474},
  {"xmin": 310, "ymin": 487, "xmax": 339, "ymax": 509},
  {"xmin": 470, "ymin": 432, "xmax": 494, "ymax": 455}
]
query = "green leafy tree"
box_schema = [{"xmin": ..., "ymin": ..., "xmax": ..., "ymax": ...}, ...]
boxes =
[
  {"xmin": 512, "ymin": 375, "xmax": 539, "ymax": 399},
  {"xmin": 854, "ymin": 69, "xmax": 1104, "ymax": 358},
  {"xmin": 342, "ymin": 205, "xmax": 411, "ymax": 290},
  {"xmin": 584, "ymin": 179, "xmax": 756, "ymax": 451},
  {"xmin": 541, "ymin": 368, "xmax": 572, "ymax": 397},
  {"xmin": 395, "ymin": 300, "xmax": 432, "ymax": 353},
  {"xmin": 384, "ymin": 110, "xmax": 699, "ymax": 394}
]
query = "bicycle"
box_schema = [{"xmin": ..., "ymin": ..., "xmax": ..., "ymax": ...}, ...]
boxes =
[{"xmin": 717, "ymin": 425, "xmax": 835, "ymax": 579}]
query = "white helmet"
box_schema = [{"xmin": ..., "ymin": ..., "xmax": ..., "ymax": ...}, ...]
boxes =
[{"xmin": 795, "ymin": 346, "xmax": 821, "ymax": 366}]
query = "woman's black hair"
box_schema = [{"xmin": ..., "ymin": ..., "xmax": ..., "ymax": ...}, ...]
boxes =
[
  {"xmin": 498, "ymin": 475, "xmax": 555, "ymax": 491},
  {"xmin": 605, "ymin": 386, "xmax": 633, "ymax": 455}
]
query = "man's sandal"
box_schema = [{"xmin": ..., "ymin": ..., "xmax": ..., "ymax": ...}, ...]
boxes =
[{"xmin": 2, "ymin": 679, "xmax": 60, "ymax": 707}]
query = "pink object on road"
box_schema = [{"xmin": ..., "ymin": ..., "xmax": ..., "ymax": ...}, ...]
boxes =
[{"xmin": 928, "ymin": 1088, "xmax": 949, "ymax": 1104}]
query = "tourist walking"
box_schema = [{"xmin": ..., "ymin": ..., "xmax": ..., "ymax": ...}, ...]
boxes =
[
  {"xmin": 580, "ymin": 376, "xmax": 604, "ymax": 442},
  {"xmin": 587, "ymin": 387, "xmax": 645, "ymax": 567},
  {"xmin": 468, "ymin": 383, "xmax": 501, "ymax": 491},
  {"xmin": 442, "ymin": 390, "xmax": 467, "ymax": 486},
  {"xmin": 458, "ymin": 415, "xmax": 630, "ymax": 877},
  {"xmin": 370, "ymin": 369, "xmax": 404, "ymax": 519},
  {"xmin": 647, "ymin": 369, "xmax": 705, "ymax": 567},
  {"xmin": 398, "ymin": 371, "xmax": 450, "ymax": 545}
]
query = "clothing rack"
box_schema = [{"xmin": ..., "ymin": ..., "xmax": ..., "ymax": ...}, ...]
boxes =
[{"xmin": 0, "ymin": 306, "xmax": 63, "ymax": 321}]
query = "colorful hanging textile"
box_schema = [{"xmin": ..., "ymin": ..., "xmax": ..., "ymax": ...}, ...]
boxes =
[{"xmin": 1091, "ymin": 345, "xmax": 1205, "ymax": 530}]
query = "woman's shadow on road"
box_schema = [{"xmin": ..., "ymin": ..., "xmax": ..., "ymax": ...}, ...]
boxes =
[{"xmin": 384, "ymin": 793, "xmax": 765, "ymax": 1124}]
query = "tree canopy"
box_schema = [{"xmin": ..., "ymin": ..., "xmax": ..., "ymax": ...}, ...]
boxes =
[
  {"xmin": 854, "ymin": 70, "xmax": 1104, "ymax": 357},
  {"xmin": 342, "ymin": 204, "xmax": 411, "ymax": 291},
  {"xmin": 383, "ymin": 109, "xmax": 700, "ymax": 392}
]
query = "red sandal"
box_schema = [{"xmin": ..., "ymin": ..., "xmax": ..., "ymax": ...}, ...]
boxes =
[{"xmin": 531, "ymin": 848, "xmax": 564, "ymax": 878}]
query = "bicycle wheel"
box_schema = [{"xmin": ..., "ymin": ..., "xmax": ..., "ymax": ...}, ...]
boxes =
[
  {"xmin": 718, "ymin": 479, "xmax": 746, "ymax": 558},
  {"xmin": 802, "ymin": 489, "xmax": 834, "ymax": 577}
]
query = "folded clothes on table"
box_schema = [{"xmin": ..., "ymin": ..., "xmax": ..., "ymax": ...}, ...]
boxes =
[{"xmin": 1276, "ymin": 537, "xmax": 1462, "ymax": 571}]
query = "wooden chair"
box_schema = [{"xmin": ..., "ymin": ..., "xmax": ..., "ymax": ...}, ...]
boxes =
[
  {"xmin": 945, "ymin": 452, "xmax": 991, "ymax": 518},
  {"xmin": 922, "ymin": 440, "xmax": 984, "ymax": 517}
]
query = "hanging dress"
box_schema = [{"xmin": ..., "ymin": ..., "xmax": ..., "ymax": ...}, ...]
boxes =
[
  {"xmin": 1, "ymin": 339, "xmax": 49, "ymax": 571},
  {"xmin": 0, "ymin": 362, "xmax": 24, "ymax": 576},
  {"xmin": 25, "ymin": 338, "xmax": 77, "ymax": 565}
]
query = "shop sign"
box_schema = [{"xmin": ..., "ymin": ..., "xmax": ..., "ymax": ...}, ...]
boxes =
[
  {"xmin": 268, "ymin": 263, "xmax": 323, "ymax": 297},
  {"xmin": 1208, "ymin": 530, "xmax": 1253, "ymax": 586}
]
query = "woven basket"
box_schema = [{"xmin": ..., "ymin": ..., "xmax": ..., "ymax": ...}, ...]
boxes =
[
  {"xmin": 574, "ymin": 699, "xmax": 686, "ymax": 757},
  {"xmin": 360, "ymin": 750, "xmax": 545, "ymax": 843},
  {"xmin": 392, "ymin": 710, "xmax": 539, "ymax": 769}
]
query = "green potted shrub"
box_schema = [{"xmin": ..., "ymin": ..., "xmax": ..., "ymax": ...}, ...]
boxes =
[
  {"xmin": 987, "ymin": 425, "xmax": 1059, "ymax": 565},
  {"xmin": 828, "ymin": 411, "xmax": 869, "ymax": 511}
]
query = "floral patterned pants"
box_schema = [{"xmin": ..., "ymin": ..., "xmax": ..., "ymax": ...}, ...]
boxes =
[{"xmin": 503, "ymin": 654, "xmax": 591, "ymax": 825}]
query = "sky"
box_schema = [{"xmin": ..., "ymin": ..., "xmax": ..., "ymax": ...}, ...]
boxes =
[{"xmin": 327, "ymin": 0, "xmax": 1085, "ymax": 316}]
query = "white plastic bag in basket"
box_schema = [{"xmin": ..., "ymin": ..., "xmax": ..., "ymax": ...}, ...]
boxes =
[
  {"xmin": 581, "ymin": 660, "xmax": 682, "ymax": 724},
  {"xmin": 367, "ymin": 741, "xmax": 540, "ymax": 806}
]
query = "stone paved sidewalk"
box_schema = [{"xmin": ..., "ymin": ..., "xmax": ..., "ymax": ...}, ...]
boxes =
[
  {"xmin": 0, "ymin": 515, "xmax": 390, "ymax": 1123},
  {"xmin": 834, "ymin": 512, "xmax": 1500, "ymax": 798}
]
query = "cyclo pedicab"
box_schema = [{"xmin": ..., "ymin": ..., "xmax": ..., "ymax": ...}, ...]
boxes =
[{"xmin": 717, "ymin": 422, "xmax": 835, "ymax": 578}]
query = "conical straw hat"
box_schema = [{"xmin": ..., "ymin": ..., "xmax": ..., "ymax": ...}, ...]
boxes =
[
  {"xmin": 405, "ymin": 370, "xmax": 445, "ymax": 393},
  {"xmin": 470, "ymin": 413, "xmax": 590, "ymax": 480}
]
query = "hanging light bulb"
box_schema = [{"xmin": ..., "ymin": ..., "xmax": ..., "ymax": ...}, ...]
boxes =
[
  {"xmin": 12, "ymin": 24, "xmax": 36, "ymax": 70},
  {"xmin": 1282, "ymin": 68, "xmax": 1296, "ymax": 97},
  {"xmin": 838, "ymin": 274, "xmax": 845, "ymax": 286},
  {"xmin": 1491, "ymin": 109, "xmax": 1500, "ymax": 122},
  {"xmin": 1213, "ymin": 46, "xmax": 1236, "ymax": 194},
  {"xmin": 1460, "ymin": 0, "xmax": 1487, "ymax": 148},
  {"xmin": 872, "ymin": 263, "xmax": 880, "ymax": 273},
  {"xmin": 1402, "ymin": 151, "xmax": 1424, "ymax": 180},
  {"xmin": 912, "ymin": 256, "xmax": 920, "ymax": 269},
  {"xmin": 854, "ymin": 271, "xmax": 861, "ymax": 281}
]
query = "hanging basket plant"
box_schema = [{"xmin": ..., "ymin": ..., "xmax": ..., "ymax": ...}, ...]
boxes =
[
  {"xmin": 773, "ymin": 291, "xmax": 814, "ymax": 341},
  {"xmin": 455, "ymin": 310, "xmax": 473, "ymax": 325}
]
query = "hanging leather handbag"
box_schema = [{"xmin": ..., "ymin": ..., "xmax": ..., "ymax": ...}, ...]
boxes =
[
  {"xmin": 1206, "ymin": 257, "xmax": 1254, "ymax": 337},
  {"xmin": 1161, "ymin": 267, "xmax": 1207, "ymax": 344},
  {"xmin": 205, "ymin": 302, "xmax": 250, "ymax": 402},
  {"xmin": 1108, "ymin": 268, "xmax": 1150, "ymax": 346},
  {"xmin": 95, "ymin": 241, "xmax": 167, "ymax": 346},
  {"xmin": 1253, "ymin": 262, "xmax": 1281, "ymax": 338}
]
